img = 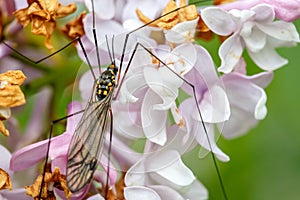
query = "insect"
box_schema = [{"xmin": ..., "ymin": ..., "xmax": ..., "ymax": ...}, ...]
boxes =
[{"xmin": 2, "ymin": 0, "xmax": 230, "ymax": 199}]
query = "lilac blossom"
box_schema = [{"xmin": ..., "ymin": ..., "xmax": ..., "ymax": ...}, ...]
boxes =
[
  {"xmin": 219, "ymin": 59, "xmax": 274, "ymax": 139},
  {"xmin": 218, "ymin": 0, "xmax": 300, "ymax": 22},
  {"xmin": 201, "ymin": 4, "xmax": 300, "ymax": 73},
  {"xmin": 114, "ymin": 43, "xmax": 197, "ymax": 145},
  {"xmin": 124, "ymin": 149, "xmax": 208, "ymax": 200}
]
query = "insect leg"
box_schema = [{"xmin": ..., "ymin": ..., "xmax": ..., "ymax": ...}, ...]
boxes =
[{"xmin": 38, "ymin": 109, "xmax": 85, "ymax": 200}]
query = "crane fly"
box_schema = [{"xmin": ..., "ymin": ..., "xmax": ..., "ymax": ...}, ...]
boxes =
[{"xmin": 1, "ymin": 0, "xmax": 230, "ymax": 199}]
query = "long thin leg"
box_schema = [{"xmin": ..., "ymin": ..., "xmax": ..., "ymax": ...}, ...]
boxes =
[
  {"xmin": 2, "ymin": 37, "xmax": 97, "ymax": 81},
  {"xmin": 104, "ymin": 107, "xmax": 113, "ymax": 199},
  {"xmin": 115, "ymin": 42, "xmax": 228, "ymax": 200},
  {"xmin": 38, "ymin": 109, "xmax": 85, "ymax": 200}
]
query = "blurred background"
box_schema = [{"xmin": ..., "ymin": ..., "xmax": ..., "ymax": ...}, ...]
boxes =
[{"xmin": 184, "ymin": 19, "xmax": 300, "ymax": 200}]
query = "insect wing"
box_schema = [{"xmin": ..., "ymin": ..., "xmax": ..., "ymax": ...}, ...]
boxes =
[{"xmin": 66, "ymin": 90, "xmax": 113, "ymax": 192}]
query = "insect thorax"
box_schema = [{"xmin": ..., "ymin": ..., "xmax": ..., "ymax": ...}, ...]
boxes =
[{"xmin": 96, "ymin": 64, "xmax": 118, "ymax": 101}]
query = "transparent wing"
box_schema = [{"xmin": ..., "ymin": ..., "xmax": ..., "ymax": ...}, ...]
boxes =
[{"xmin": 66, "ymin": 90, "xmax": 113, "ymax": 192}]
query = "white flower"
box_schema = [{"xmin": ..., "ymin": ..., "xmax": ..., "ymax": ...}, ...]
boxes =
[
  {"xmin": 124, "ymin": 149, "xmax": 208, "ymax": 200},
  {"xmin": 201, "ymin": 4, "xmax": 300, "ymax": 73}
]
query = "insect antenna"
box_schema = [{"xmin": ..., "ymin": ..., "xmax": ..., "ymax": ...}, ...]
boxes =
[
  {"xmin": 90, "ymin": 0, "xmax": 102, "ymax": 74},
  {"xmin": 105, "ymin": 35, "xmax": 114, "ymax": 65}
]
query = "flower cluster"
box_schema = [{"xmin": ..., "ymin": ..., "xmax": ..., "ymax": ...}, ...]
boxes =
[{"xmin": 1, "ymin": 0, "xmax": 299, "ymax": 199}]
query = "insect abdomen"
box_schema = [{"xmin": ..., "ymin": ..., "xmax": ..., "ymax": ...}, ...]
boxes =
[{"xmin": 96, "ymin": 65, "xmax": 118, "ymax": 101}]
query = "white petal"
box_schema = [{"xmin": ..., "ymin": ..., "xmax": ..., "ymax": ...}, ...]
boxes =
[
  {"xmin": 85, "ymin": 0, "xmax": 115, "ymax": 20},
  {"xmin": 257, "ymin": 21, "xmax": 300, "ymax": 42},
  {"xmin": 119, "ymin": 72, "xmax": 144, "ymax": 104},
  {"xmin": 144, "ymin": 65, "xmax": 182, "ymax": 110},
  {"xmin": 242, "ymin": 25, "xmax": 266, "ymax": 52},
  {"xmin": 0, "ymin": 145, "xmax": 12, "ymax": 176},
  {"xmin": 201, "ymin": 7, "xmax": 235, "ymax": 36},
  {"xmin": 198, "ymin": 85, "xmax": 231, "ymax": 123},
  {"xmin": 193, "ymin": 121, "xmax": 230, "ymax": 162},
  {"xmin": 124, "ymin": 186, "xmax": 161, "ymax": 200},
  {"xmin": 87, "ymin": 194, "xmax": 105, "ymax": 200},
  {"xmin": 166, "ymin": 43, "xmax": 197, "ymax": 75},
  {"xmin": 183, "ymin": 180, "xmax": 208, "ymax": 200},
  {"xmin": 164, "ymin": 18, "xmax": 198, "ymax": 43},
  {"xmin": 141, "ymin": 89, "xmax": 167, "ymax": 145},
  {"xmin": 218, "ymin": 34, "xmax": 244, "ymax": 73},
  {"xmin": 254, "ymin": 86, "xmax": 267, "ymax": 120},
  {"xmin": 248, "ymin": 44, "xmax": 288, "ymax": 71},
  {"xmin": 84, "ymin": 14, "xmax": 124, "ymax": 44},
  {"xmin": 125, "ymin": 158, "xmax": 147, "ymax": 186},
  {"xmin": 149, "ymin": 185, "xmax": 184, "ymax": 200},
  {"xmin": 251, "ymin": 4, "xmax": 275, "ymax": 23},
  {"xmin": 147, "ymin": 150, "xmax": 195, "ymax": 186}
]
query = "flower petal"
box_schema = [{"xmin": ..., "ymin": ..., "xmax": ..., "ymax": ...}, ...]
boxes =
[
  {"xmin": 220, "ymin": 72, "xmax": 271, "ymax": 138},
  {"xmin": 201, "ymin": 7, "xmax": 236, "ymax": 36},
  {"xmin": 184, "ymin": 180, "xmax": 208, "ymax": 200},
  {"xmin": 248, "ymin": 43, "xmax": 288, "ymax": 71},
  {"xmin": 199, "ymin": 85, "xmax": 230, "ymax": 123},
  {"xmin": 0, "ymin": 145, "xmax": 12, "ymax": 176},
  {"xmin": 164, "ymin": 18, "xmax": 198, "ymax": 43},
  {"xmin": 85, "ymin": 0, "xmax": 115, "ymax": 20},
  {"xmin": 141, "ymin": 89, "xmax": 167, "ymax": 145},
  {"xmin": 10, "ymin": 139, "xmax": 49, "ymax": 171},
  {"xmin": 149, "ymin": 185, "xmax": 184, "ymax": 200},
  {"xmin": 242, "ymin": 25, "xmax": 266, "ymax": 52},
  {"xmin": 251, "ymin": 4, "xmax": 275, "ymax": 23},
  {"xmin": 218, "ymin": 34, "xmax": 244, "ymax": 73},
  {"xmin": 124, "ymin": 186, "xmax": 161, "ymax": 200},
  {"xmin": 146, "ymin": 150, "xmax": 195, "ymax": 187},
  {"xmin": 256, "ymin": 21, "xmax": 300, "ymax": 42},
  {"xmin": 87, "ymin": 194, "xmax": 105, "ymax": 200}
]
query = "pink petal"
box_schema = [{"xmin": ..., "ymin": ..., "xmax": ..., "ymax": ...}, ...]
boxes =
[{"xmin": 10, "ymin": 139, "xmax": 49, "ymax": 171}]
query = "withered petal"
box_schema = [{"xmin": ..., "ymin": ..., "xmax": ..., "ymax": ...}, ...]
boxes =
[
  {"xmin": 0, "ymin": 70, "xmax": 26, "ymax": 85},
  {"xmin": 13, "ymin": 8, "xmax": 31, "ymax": 27},
  {"xmin": 0, "ymin": 121, "xmax": 10, "ymax": 136},
  {"xmin": 0, "ymin": 168, "xmax": 12, "ymax": 190},
  {"xmin": 56, "ymin": 3, "xmax": 77, "ymax": 18}
]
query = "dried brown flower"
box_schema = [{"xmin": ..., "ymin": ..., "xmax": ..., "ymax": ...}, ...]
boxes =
[
  {"xmin": 136, "ymin": 0, "xmax": 197, "ymax": 30},
  {"xmin": 0, "ymin": 70, "xmax": 26, "ymax": 136},
  {"xmin": 0, "ymin": 168, "xmax": 12, "ymax": 190},
  {"xmin": 13, "ymin": 0, "xmax": 76, "ymax": 49},
  {"xmin": 25, "ymin": 167, "xmax": 71, "ymax": 200},
  {"xmin": 61, "ymin": 11, "xmax": 86, "ymax": 40}
]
